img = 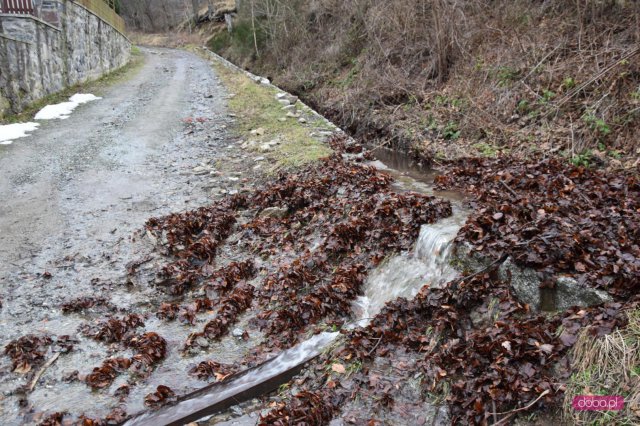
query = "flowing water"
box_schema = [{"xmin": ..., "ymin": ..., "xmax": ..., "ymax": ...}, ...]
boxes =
[
  {"xmin": 354, "ymin": 147, "xmax": 468, "ymax": 324},
  {"xmin": 124, "ymin": 150, "xmax": 469, "ymax": 425},
  {"xmin": 352, "ymin": 215, "xmax": 466, "ymax": 325}
]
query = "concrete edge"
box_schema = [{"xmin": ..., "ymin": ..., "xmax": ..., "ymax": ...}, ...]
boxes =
[
  {"xmin": 0, "ymin": 13, "xmax": 61, "ymax": 31},
  {"xmin": 0, "ymin": 32, "xmax": 33, "ymax": 44},
  {"xmin": 199, "ymin": 46, "xmax": 341, "ymax": 134}
]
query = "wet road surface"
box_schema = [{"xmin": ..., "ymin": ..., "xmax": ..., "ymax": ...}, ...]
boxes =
[{"xmin": 0, "ymin": 48, "xmax": 241, "ymax": 424}]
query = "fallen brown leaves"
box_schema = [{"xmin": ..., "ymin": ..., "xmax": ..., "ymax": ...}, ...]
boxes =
[
  {"xmin": 259, "ymin": 262, "xmax": 366, "ymax": 341},
  {"xmin": 259, "ymin": 390, "xmax": 339, "ymax": 425},
  {"xmin": 80, "ymin": 314, "xmax": 145, "ymax": 344},
  {"xmin": 85, "ymin": 332, "xmax": 167, "ymax": 390},
  {"xmin": 85, "ymin": 358, "xmax": 131, "ymax": 389},
  {"xmin": 184, "ymin": 283, "xmax": 254, "ymax": 350},
  {"xmin": 129, "ymin": 332, "xmax": 167, "ymax": 372},
  {"xmin": 279, "ymin": 270, "xmax": 633, "ymax": 424},
  {"xmin": 4, "ymin": 334, "xmax": 53, "ymax": 374},
  {"xmin": 144, "ymin": 385, "xmax": 176, "ymax": 408},
  {"xmin": 43, "ymin": 133, "xmax": 640, "ymax": 425},
  {"xmin": 128, "ymin": 135, "xmax": 452, "ymax": 423},
  {"xmin": 189, "ymin": 360, "xmax": 238, "ymax": 381},
  {"xmin": 146, "ymin": 196, "xmax": 246, "ymax": 295},
  {"xmin": 434, "ymin": 156, "xmax": 640, "ymax": 297},
  {"xmin": 38, "ymin": 412, "xmax": 67, "ymax": 426},
  {"xmin": 61, "ymin": 296, "xmax": 112, "ymax": 314},
  {"xmin": 205, "ymin": 260, "xmax": 256, "ymax": 295},
  {"xmin": 257, "ymin": 150, "xmax": 639, "ymax": 424}
]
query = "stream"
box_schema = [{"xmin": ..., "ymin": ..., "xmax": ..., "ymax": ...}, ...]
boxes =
[{"xmin": 124, "ymin": 149, "xmax": 469, "ymax": 425}]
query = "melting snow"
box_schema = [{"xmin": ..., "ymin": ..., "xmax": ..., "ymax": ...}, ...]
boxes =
[
  {"xmin": 0, "ymin": 93, "xmax": 101, "ymax": 146},
  {"xmin": 0, "ymin": 122, "xmax": 40, "ymax": 145},
  {"xmin": 35, "ymin": 93, "xmax": 102, "ymax": 120}
]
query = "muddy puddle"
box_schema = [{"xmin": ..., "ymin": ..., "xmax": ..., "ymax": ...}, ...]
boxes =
[{"xmin": 369, "ymin": 147, "xmax": 466, "ymax": 202}]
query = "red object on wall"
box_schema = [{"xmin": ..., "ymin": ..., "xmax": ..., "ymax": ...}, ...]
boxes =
[{"xmin": 1, "ymin": 0, "xmax": 34, "ymax": 15}]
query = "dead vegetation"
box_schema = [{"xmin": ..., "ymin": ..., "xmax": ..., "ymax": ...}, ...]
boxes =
[
  {"xmin": 128, "ymin": 30, "xmax": 210, "ymax": 48},
  {"xmin": 564, "ymin": 309, "xmax": 640, "ymax": 425},
  {"xmin": 434, "ymin": 155, "xmax": 640, "ymax": 297},
  {"xmin": 210, "ymin": 0, "xmax": 640, "ymax": 166}
]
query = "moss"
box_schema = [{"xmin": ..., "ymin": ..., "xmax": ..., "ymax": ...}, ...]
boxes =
[
  {"xmin": 473, "ymin": 142, "xmax": 506, "ymax": 157},
  {"xmin": 1, "ymin": 46, "xmax": 144, "ymax": 125},
  {"xmin": 207, "ymin": 55, "xmax": 332, "ymax": 171},
  {"xmin": 0, "ymin": 95, "xmax": 10, "ymax": 119}
]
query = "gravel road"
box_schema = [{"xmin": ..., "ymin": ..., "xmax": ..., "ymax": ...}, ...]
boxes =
[{"xmin": 0, "ymin": 48, "xmax": 239, "ymax": 424}]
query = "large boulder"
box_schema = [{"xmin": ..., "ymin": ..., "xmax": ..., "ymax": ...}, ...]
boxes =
[
  {"xmin": 196, "ymin": 0, "xmax": 237, "ymax": 22},
  {"xmin": 451, "ymin": 243, "xmax": 613, "ymax": 312},
  {"xmin": 497, "ymin": 257, "xmax": 612, "ymax": 311}
]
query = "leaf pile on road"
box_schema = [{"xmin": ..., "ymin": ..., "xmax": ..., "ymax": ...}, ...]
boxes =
[
  {"xmin": 61, "ymin": 296, "xmax": 114, "ymax": 314},
  {"xmin": 85, "ymin": 332, "xmax": 167, "ymax": 390},
  {"xmin": 146, "ymin": 197, "xmax": 244, "ymax": 296},
  {"xmin": 4, "ymin": 335, "xmax": 54, "ymax": 375},
  {"xmin": 184, "ymin": 282, "xmax": 255, "ymax": 350},
  {"xmin": 79, "ymin": 314, "xmax": 145, "ymax": 344},
  {"xmin": 145, "ymin": 133, "xmax": 452, "ymax": 357},
  {"xmin": 5, "ymin": 334, "xmax": 76, "ymax": 377},
  {"xmin": 85, "ymin": 357, "xmax": 132, "ymax": 390}
]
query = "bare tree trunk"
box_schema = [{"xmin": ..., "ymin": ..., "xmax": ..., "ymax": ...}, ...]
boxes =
[
  {"xmin": 191, "ymin": 0, "xmax": 200, "ymax": 22},
  {"xmin": 225, "ymin": 13, "xmax": 234, "ymax": 32},
  {"xmin": 250, "ymin": 0, "xmax": 259, "ymax": 57}
]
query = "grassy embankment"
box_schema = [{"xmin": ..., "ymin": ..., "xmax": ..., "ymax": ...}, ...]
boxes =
[
  {"xmin": 565, "ymin": 309, "xmax": 640, "ymax": 425},
  {"xmin": 206, "ymin": 0, "xmax": 640, "ymax": 169},
  {"xmin": 190, "ymin": 46, "xmax": 333, "ymax": 170}
]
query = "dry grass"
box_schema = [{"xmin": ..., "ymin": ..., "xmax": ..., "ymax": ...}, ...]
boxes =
[
  {"xmin": 191, "ymin": 48, "xmax": 333, "ymax": 171},
  {"xmin": 209, "ymin": 0, "xmax": 640, "ymax": 166},
  {"xmin": 563, "ymin": 309, "xmax": 640, "ymax": 425}
]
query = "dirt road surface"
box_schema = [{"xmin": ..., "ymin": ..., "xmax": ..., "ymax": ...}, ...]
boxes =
[{"xmin": 0, "ymin": 48, "xmax": 241, "ymax": 424}]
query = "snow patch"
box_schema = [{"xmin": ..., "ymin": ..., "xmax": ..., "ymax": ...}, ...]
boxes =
[
  {"xmin": 0, "ymin": 122, "xmax": 40, "ymax": 145},
  {"xmin": 35, "ymin": 93, "xmax": 102, "ymax": 120}
]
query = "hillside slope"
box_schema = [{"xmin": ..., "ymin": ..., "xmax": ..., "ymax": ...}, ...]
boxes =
[{"xmin": 208, "ymin": 0, "xmax": 640, "ymax": 168}]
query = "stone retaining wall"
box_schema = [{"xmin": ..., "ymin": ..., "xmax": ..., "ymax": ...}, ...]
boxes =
[{"xmin": 0, "ymin": 0, "xmax": 130, "ymax": 116}]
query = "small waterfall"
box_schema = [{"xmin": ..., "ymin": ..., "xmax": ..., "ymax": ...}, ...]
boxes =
[
  {"xmin": 124, "ymin": 212, "xmax": 466, "ymax": 425},
  {"xmin": 352, "ymin": 214, "xmax": 463, "ymax": 325}
]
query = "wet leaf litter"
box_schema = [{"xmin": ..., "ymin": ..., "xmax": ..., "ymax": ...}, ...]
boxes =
[{"xmin": 4, "ymin": 134, "xmax": 639, "ymax": 425}]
